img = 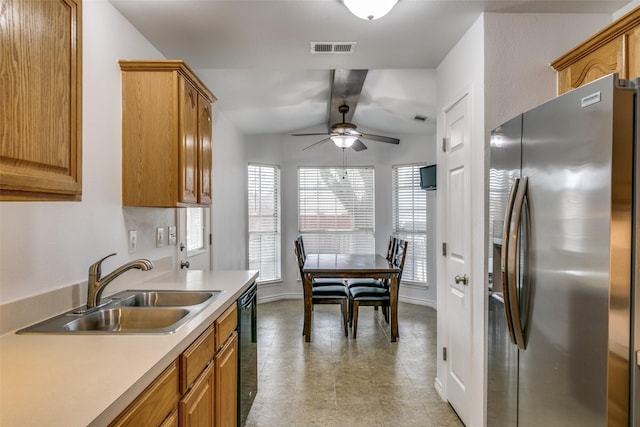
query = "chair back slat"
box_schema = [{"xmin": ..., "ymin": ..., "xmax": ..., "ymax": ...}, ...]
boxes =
[
  {"xmin": 393, "ymin": 239, "xmax": 408, "ymax": 282},
  {"xmin": 294, "ymin": 238, "xmax": 305, "ymax": 277}
]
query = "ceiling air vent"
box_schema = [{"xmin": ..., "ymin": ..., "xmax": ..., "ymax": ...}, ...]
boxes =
[
  {"xmin": 413, "ymin": 115, "xmax": 429, "ymax": 122},
  {"xmin": 310, "ymin": 42, "xmax": 357, "ymax": 54}
]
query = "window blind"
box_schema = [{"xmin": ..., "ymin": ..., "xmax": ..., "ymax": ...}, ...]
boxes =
[
  {"xmin": 298, "ymin": 167, "xmax": 375, "ymax": 254},
  {"xmin": 392, "ymin": 164, "xmax": 428, "ymax": 284},
  {"xmin": 186, "ymin": 207, "xmax": 204, "ymax": 253},
  {"xmin": 248, "ymin": 164, "xmax": 281, "ymax": 283}
]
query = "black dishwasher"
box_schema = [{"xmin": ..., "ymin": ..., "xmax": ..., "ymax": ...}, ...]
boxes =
[{"xmin": 237, "ymin": 282, "xmax": 257, "ymax": 426}]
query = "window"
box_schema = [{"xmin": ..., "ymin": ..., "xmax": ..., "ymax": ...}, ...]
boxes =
[
  {"xmin": 392, "ymin": 164, "xmax": 428, "ymax": 284},
  {"xmin": 248, "ymin": 164, "xmax": 281, "ymax": 283},
  {"xmin": 298, "ymin": 167, "xmax": 375, "ymax": 254},
  {"xmin": 186, "ymin": 207, "xmax": 205, "ymax": 254}
]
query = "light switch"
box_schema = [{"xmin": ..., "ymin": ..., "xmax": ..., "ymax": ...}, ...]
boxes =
[
  {"xmin": 156, "ymin": 227, "xmax": 165, "ymax": 248},
  {"xmin": 128, "ymin": 230, "xmax": 137, "ymax": 254},
  {"xmin": 168, "ymin": 226, "xmax": 177, "ymax": 245}
]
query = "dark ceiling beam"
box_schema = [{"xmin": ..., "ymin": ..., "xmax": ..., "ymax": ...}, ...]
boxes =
[{"xmin": 328, "ymin": 69, "xmax": 368, "ymax": 128}]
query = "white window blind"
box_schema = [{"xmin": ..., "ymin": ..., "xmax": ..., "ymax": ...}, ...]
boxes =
[
  {"xmin": 186, "ymin": 207, "xmax": 204, "ymax": 253},
  {"xmin": 392, "ymin": 164, "xmax": 428, "ymax": 284},
  {"xmin": 248, "ymin": 164, "xmax": 281, "ymax": 283},
  {"xmin": 298, "ymin": 167, "xmax": 375, "ymax": 254}
]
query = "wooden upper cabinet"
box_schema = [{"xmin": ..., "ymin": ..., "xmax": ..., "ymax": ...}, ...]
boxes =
[
  {"xmin": 1, "ymin": 0, "xmax": 83, "ymax": 201},
  {"xmin": 119, "ymin": 60, "xmax": 216, "ymax": 207},
  {"xmin": 551, "ymin": 7, "xmax": 640, "ymax": 94}
]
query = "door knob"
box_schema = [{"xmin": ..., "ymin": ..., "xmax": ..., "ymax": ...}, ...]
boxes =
[
  {"xmin": 180, "ymin": 260, "xmax": 190, "ymax": 269},
  {"xmin": 454, "ymin": 274, "xmax": 468, "ymax": 285}
]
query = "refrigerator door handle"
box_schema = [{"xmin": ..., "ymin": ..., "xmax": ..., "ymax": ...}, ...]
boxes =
[
  {"xmin": 501, "ymin": 178, "xmax": 519, "ymax": 345},
  {"xmin": 507, "ymin": 176, "xmax": 528, "ymax": 350}
]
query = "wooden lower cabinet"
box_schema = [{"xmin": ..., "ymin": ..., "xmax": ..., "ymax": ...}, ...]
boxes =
[
  {"xmin": 215, "ymin": 332, "xmax": 238, "ymax": 427},
  {"xmin": 180, "ymin": 363, "xmax": 215, "ymax": 427},
  {"xmin": 109, "ymin": 361, "xmax": 180, "ymax": 427},
  {"xmin": 161, "ymin": 410, "xmax": 179, "ymax": 427},
  {"xmin": 110, "ymin": 302, "xmax": 240, "ymax": 427}
]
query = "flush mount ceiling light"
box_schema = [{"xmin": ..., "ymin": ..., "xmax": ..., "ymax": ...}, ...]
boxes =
[{"xmin": 342, "ymin": 0, "xmax": 398, "ymax": 21}]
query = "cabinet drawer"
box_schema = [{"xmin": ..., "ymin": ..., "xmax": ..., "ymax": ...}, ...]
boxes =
[
  {"xmin": 180, "ymin": 325, "xmax": 215, "ymax": 394},
  {"xmin": 215, "ymin": 304, "xmax": 238, "ymax": 350},
  {"xmin": 109, "ymin": 360, "xmax": 179, "ymax": 427}
]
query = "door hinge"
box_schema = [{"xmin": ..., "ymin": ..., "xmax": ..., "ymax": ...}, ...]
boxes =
[
  {"xmin": 442, "ymin": 242, "xmax": 447, "ymax": 256},
  {"xmin": 442, "ymin": 137, "xmax": 448, "ymax": 152},
  {"xmin": 209, "ymin": 233, "xmax": 212, "ymax": 246},
  {"xmin": 443, "ymin": 347, "xmax": 447, "ymax": 361}
]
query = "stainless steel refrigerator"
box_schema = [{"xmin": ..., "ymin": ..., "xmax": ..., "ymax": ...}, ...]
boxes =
[{"xmin": 487, "ymin": 74, "xmax": 638, "ymax": 427}]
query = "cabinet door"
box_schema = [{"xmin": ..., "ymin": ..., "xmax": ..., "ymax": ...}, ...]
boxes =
[
  {"xmin": 215, "ymin": 332, "xmax": 238, "ymax": 427},
  {"xmin": 179, "ymin": 78, "xmax": 199, "ymax": 204},
  {"xmin": 179, "ymin": 363, "xmax": 214, "ymax": 427},
  {"xmin": 198, "ymin": 94, "xmax": 213, "ymax": 205},
  {"xmin": 110, "ymin": 361, "xmax": 180, "ymax": 427},
  {"xmin": 1, "ymin": 0, "xmax": 82, "ymax": 201}
]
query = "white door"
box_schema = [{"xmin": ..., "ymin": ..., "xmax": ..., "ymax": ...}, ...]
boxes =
[
  {"xmin": 443, "ymin": 94, "xmax": 471, "ymax": 424},
  {"xmin": 176, "ymin": 207, "xmax": 211, "ymax": 270}
]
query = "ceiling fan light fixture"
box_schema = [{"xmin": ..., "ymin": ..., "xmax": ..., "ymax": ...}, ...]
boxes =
[
  {"xmin": 331, "ymin": 134, "xmax": 358, "ymax": 148},
  {"xmin": 342, "ymin": 0, "xmax": 398, "ymax": 21}
]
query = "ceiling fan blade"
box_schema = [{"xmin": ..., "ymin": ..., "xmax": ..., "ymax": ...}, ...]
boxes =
[
  {"xmin": 352, "ymin": 139, "xmax": 367, "ymax": 151},
  {"xmin": 360, "ymin": 133, "xmax": 400, "ymax": 145},
  {"xmin": 292, "ymin": 133, "xmax": 329, "ymax": 136},
  {"xmin": 303, "ymin": 138, "xmax": 331, "ymax": 151}
]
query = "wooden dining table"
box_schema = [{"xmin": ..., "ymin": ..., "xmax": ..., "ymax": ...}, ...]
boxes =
[{"xmin": 301, "ymin": 253, "xmax": 402, "ymax": 342}]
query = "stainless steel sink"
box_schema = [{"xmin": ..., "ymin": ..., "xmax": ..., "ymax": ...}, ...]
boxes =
[
  {"xmin": 17, "ymin": 290, "xmax": 223, "ymax": 334},
  {"xmin": 63, "ymin": 307, "xmax": 190, "ymax": 333},
  {"xmin": 114, "ymin": 290, "xmax": 218, "ymax": 307}
]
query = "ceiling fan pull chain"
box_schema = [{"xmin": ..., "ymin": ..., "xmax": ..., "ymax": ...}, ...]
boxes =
[{"xmin": 342, "ymin": 148, "xmax": 348, "ymax": 179}]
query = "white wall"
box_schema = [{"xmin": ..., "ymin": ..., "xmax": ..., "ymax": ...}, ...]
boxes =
[
  {"xmin": 210, "ymin": 112, "xmax": 249, "ymax": 271},
  {"xmin": 435, "ymin": 11, "xmax": 611, "ymax": 427},
  {"xmin": 244, "ymin": 118, "xmax": 438, "ymax": 306},
  {"xmin": 0, "ymin": 0, "xmax": 176, "ymax": 305},
  {"xmin": 435, "ymin": 14, "xmax": 486, "ymax": 426},
  {"xmin": 0, "ymin": 0, "xmax": 248, "ymax": 310}
]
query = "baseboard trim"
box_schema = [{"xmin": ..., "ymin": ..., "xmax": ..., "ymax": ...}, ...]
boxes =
[
  {"xmin": 257, "ymin": 293, "xmax": 303, "ymax": 304},
  {"xmin": 434, "ymin": 377, "xmax": 446, "ymax": 401},
  {"xmin": 399, "ymin": 295, "xmax": 436, "ymax": 309}
]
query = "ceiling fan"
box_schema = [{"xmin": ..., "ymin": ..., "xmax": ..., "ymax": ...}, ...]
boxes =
[{"xmin": 291, "ymin": 70, "xmax": 400, "ymax": 151}]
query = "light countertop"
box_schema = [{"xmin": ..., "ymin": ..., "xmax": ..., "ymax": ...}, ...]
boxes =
[{"xmin": 0, "ymin": 269, "xmax": 258, "ymax": 427}]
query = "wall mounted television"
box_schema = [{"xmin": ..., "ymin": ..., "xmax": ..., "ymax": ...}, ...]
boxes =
[{"xmin": 420, "ymin": 165, "xmax": 437, "ymax": 190}]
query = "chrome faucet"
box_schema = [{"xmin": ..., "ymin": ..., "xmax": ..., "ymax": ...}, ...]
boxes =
[{"xmin": 87, "ymin": 253, "xmax": 153, "ymax": 309}]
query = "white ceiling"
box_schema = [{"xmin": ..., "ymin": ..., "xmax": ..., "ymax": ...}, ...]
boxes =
[{"xmin": 110, "ymin": 0, "xmax": 631, "ymax": 141}]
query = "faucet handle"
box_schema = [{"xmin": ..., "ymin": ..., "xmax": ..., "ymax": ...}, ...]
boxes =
[{"xmin": 89, "ymin": 253, "xmax": 117, "ymax": 279}]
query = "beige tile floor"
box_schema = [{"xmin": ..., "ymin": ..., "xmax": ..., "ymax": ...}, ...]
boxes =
[{"xmin": 245, "ymin": 300, "xmax": 464, "ymax": 427}]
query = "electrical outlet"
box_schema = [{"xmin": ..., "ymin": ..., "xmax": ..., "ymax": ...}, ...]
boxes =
[
  {"xmin": 156, "ymin": 227, "xmax": 165, "ymax": 248},
  {"xmin": 128, "ymin": 230, "xmax": 137, "ymax": 254},
  {"xmin": 168, "ymin": 226, "xmax": 177, "ymax": 245}
]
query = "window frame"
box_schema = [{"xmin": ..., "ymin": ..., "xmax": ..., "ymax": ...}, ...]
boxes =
[
  {"xmin": 247, "ymin": 163, "xmax": 282, "ymax": 284},
  {"xmin": 298, "ymin": 166, "xmax": 375, "ymax": 255},
  {"xmin": 392, "ymin": 163, "xmax": 428, "ymax": 285}
]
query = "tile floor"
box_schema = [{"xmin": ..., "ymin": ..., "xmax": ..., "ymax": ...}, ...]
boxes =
[{"xmin": 245, "ymin": 300, "xmax": 464, "ymax": 426}]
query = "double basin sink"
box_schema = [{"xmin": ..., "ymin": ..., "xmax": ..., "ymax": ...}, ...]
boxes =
[{"xmin": 17, "ymin": 290, "xmax": 222, "ymax": 334}]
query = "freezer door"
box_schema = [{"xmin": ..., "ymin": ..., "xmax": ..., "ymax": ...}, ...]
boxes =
[
  {"xmin": 489, "ymin": 114, "xmax": 523, "ymax": 286},
  {"xmin": 519, "ymin": 74, "xmax": 634, "ymax": 427},
  {"xmin": 487, "ymin": 293, "xmax": 519, "ymax": 426},
  {"xmin": 488, "ymin": 114, "xmax": 522, "ymax": 425}
]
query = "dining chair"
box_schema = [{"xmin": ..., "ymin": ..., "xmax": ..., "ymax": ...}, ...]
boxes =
[
  {"xmin": 345, "ymin": 235, "xmax": 397, "ymax": 290},
  {"xmin": 349, "ymin": 238, "xmax": 408, "ymax": 338},
  {"xmin": 294, "ymin": 239, "xmax": 350, "ymax": 337},
  {"xmin": 296, "ymin": 236, "xmax": 345, "ymax": 287}
]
